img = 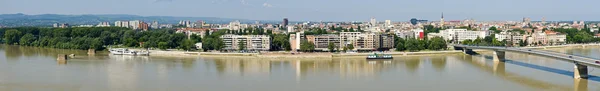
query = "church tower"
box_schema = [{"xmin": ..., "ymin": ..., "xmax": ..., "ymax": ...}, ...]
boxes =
[{"xmin": 440, "ymin": 12, "xmax": 445, "ymax": 26}]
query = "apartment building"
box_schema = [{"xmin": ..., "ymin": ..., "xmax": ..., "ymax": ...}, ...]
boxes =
[
  {"xmin": 221, "ymin": 34, "xmax": 271, "ymax": 51},
  {"xmin": 428, "ymin": 29, "xmax": 490, "ymax": 43},
  {"xmin": 306, "ymin": 34, "xmax": 341, "ymax": 51}
]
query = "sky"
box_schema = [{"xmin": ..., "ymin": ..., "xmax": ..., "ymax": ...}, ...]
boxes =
[{"xmin": 2, "ymin": 0, "xmax": 600, "ymax": 21}]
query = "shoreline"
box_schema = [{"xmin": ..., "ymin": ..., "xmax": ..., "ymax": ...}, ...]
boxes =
[{"xmin": 143, "ymin": 44, "xmax": 600, "ymax": 58}]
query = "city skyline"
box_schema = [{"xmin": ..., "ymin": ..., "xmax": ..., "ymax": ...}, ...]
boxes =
[{"xmin": 2, "ymin": 0, "xmax": 600, "ymax": 21}]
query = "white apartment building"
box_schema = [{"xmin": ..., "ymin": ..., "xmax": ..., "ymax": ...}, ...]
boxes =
[
  {"xmin": 115, "ymin": 21, "xmax": 128, "ymax": 28},
  {"xmin": 97, "ymin": 22, "xmax": 110, "ymax": 27},
  {"xmin": 150, "ymin": 21, "xmax": 159, "ymax": 29},
  {"xmin": 287, "ymin": 25, "xmax": 295, "ymax": 32},
  {"xmin": 395, "ymin": 30, "xmax": 415, "ymax": 39},
  {"xmin": 221, "ymin": 34, "xmax": 271, "ymax": 51},
  {"xmin": 429, "ymin": 29, "xmax": 490, "ymax": 43},
  {"xmin": 229, "ymin": 20, "xmax": 241, "ymax": 30},
  {"xmin": 129, "ymin": 20, "xmax": 141, "ymax": 29}
]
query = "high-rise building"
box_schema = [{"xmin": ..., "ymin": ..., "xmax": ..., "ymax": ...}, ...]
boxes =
[
  {"xmin": 114, "ymin": 21, "xmax": 122, "ymax": 27},
  {"xmin": 97, "ymin": 22, "xmax": 110, "ymax": 27},
  {"xmin": 287, "ymin": 25, "xmax": 295, "ymax": 32},
  {"xmin": 150, "ymin": 21, "xmax": 159, "ymax": 29},
  {"xmin": 370, "ymin": 17, "xmax": 377, "ymax": 25},
  {"xmin": 229, "ymin": 20, "xmax": 241, "ymax": 30},
  {"xmin": 523, "ymin": 17, "xmax": 531, "ymax": 23},
  {"xmin": 374, "ymin": 34, "xmax": 394, "ymax": 50},
  {"xmin": 283, "ymin": 18, "xmax": 289, "ymax": 27},
  {"xmin": 541, "ymin": 17, "xmax": 547, "ymax": 24},
  {"xmin": 139, "ymin": 22, "xmax": 149, "ymax": 31},
  {"xmin": 129, "ymin": 20, "xmax": 140, "ymax": 29},
  {"xmin": 53, "ymin": 23, "xmax": 60, "ymax": 27},
  {"xmin": 384, "ymin": 20, "xmax": 391, "ymax": 26}
]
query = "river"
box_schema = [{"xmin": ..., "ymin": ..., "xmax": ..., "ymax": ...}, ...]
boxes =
[{"xmin": 1, "ymin": 45, "xmax": 600, "ymax": 91}]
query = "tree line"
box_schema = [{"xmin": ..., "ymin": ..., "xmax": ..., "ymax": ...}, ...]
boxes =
[
  {"xmin": 395, "ymin": 37, "xmax": 448, "ymax": 52},
  {"xmin": 0, "ymin": 27, "xmax": 197, "ymax": 51}
]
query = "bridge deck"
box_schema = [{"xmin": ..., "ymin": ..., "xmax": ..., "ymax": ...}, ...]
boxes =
[{"xmin": 455, "ymin": 45, "xmax": 600, "ymax": 68}]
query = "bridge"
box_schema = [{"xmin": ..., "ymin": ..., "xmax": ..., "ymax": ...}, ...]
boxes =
[{"xmin": 454, "ymin": 45, "xmax": 600, "ymax": 79}]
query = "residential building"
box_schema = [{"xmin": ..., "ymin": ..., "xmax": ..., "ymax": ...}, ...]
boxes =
[
  {"xmin": 289, "ymin": 32, "xmax": 304, "ymax": 52},
  {"xmin": 370, "ymin": 17, "xmax": 376, "ymax": 26},
  {"xmin": 229, "ymin": 20, "xmax": 241, "ymax": 30},
  {"xmin": 176, "ymin": 28, "xmax": 213, "ymax": 38},
  {"xmin": 221, "ymin": 34, "xmax": 271, "ymax": 51},
  {"xmin": 129, "ymin": 20, "xmax": 140, "ymax": 29},
  {"xmin": 429, "ymin": 29, "xmax": 489, "ymax": 43},
  {"xmin": 530, "ymin": 31, "xmax": 546, "ymax": 45},
  {"xmin": 150, "ymin": 21, "xmax": 159, "ymax": 29},
  {"xmin": 97, "ymin": 22, "xmax": 110, "ymax": 27},
  {"xmin": 412, "ymin": 29, "xmax": 425, "ymax": 39},
  {"xmin": 287, "ymin": 25, "xmax": 295, "ymax": 32},
  {"xmin": 306, "ymin": 34, "xmax": 341, "ymax": 51},
  {"xmin": 545, "ymin": 31, "xmax": 567, "ymax": 45},
  {"xmin": 374, "ymin": 34, "xmax": 394, "ymax": 50},
  {"xmin": 395, "ymin": 30, "xmax": 415, "ymax": 39},
  {"xmin": 139, "ymin": 22, "xmax": 149, "ymax": 31}
]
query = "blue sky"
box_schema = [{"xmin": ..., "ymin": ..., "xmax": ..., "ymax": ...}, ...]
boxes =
[{"xmin": 2, "ymin": 0, "xmax": 600, "ymax": 21}]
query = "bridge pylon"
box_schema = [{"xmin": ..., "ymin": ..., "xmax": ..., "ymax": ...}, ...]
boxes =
[
  {"xmin": 574, "ymin": 63, "xmax": 588, "ymax": 79},
  {"xmin": 493, "ymin": 50, "xmax": 505, "ymax": 62}
]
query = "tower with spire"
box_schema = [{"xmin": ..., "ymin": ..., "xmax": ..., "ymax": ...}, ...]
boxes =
[{"xmin": 440, "ymin": 12, "xmax": 445, "ymax": 26}]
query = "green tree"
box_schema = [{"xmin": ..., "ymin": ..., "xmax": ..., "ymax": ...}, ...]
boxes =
[
  {"xmin": 123, "ymin": 38, "xmax": 138, "ymax": 47},
  {"xmin": 462, "ymin": 39, "xmax": 473, "ymax": 45},
  {"xmin": 190, "ymin": 34, "xmax": 202, "ymax": 43},
  {"xmin": 4, "ymin": 29, "xmax": 22, "ymax": 44},
  {"xmin": 328, "ymin": 42, "xmax": 335, "ymax": 52},
  {"xmin": 357, "ymin": 26, "xmax": 364, "ymax": 32},
  {"xmin": 90, "ymin": 38, "xmax": 104, "ymax": 50},
  {"xmin": 271, "ymin": 34, "xmax": 290, "ymax": 51},
  {"xmin": 300, "ymin": 40, "xmax": 315, "ymax": 52},
  {"xmin": 428, "ymin": 37, "xmax": 447, "ymax": 50},
  {"xmin": 417, "ymin": 39, "xmax": 427, "ymax": 50},
  {"xmin": 180, "ymin": 39, "xmax": 195, "ymax": 51},
  {"xmin": 19, "ymin": 33, "xmax": 35, "ymax": 46},
  {"xmin": 347, "ymin": 43, "xmax": 354, "ymax": 51},
  {"xmin": 158, "ymin": 42, "xmax": 169, "ymax": 50},
  {"xmin": 519, "ymin": 40, "xmax": 528, "ymax": 47},
  {"xmin": 473, "ymin": 37, "xmax": 483, "ymax": 45},
  {"xmin": 238, "ymin": 40, "xmax": 246, "ymax": 51},
  {"xmin": 489, "ymin": 26, "xmax": 500, "ymax": 33},
  {"xmin": 405, "ymin": 38, "xmax": 420, "ymax": 52},
  {"xmin": 395, "ymin": 42, "xmax": 405, "ymax": 51}
]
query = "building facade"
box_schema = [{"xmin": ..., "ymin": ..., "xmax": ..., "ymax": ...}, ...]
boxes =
[
  {"xmin": 306, "ymin": 34, "xmax": 341, "ymax": 51},
  {"xmin": 221, "ymin": 34, "xmax": 271, "ymax": 51}
]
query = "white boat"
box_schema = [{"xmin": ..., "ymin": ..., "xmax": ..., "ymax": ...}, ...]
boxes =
[{"xmin": 109, "ymin": 48, "xmax": 150, "ymax": 56}]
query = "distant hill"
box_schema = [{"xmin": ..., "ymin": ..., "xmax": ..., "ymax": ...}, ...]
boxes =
[{"xmin": 0, "ymin": 13, "xmax": 279, "ymax": 27}]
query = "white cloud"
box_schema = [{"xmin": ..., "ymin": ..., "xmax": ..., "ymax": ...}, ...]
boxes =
[
  {"xmin": 241, "ymin": 0, "xmax": 249, "ymax": 5},
  {"xmin": 262, "ymin": 3, "xmax": 273, "ymax": 7}
]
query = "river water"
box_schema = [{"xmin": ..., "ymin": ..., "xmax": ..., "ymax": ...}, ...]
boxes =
[{"xmin": 1, "ymin": 45, "xmax": 600, "ymax": 91}]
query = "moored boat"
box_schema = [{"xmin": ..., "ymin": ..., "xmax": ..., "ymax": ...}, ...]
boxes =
[
  {"xmin": 109, "ymin": 48, "xmax": 150, "ymax": 56},
  {"xmin": 366, "ymin": 53, "xmax": 393, "ymax": 59}
]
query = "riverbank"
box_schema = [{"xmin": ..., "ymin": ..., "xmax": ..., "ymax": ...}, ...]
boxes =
[{"xmin": 141, "ymin": 43, "xmax": 600, "ymax": 58}]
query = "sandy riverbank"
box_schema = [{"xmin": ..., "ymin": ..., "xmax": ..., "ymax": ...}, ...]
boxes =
[{"xmin": 141, "ymin": 43, "xmax": 600, "ymax": 58}]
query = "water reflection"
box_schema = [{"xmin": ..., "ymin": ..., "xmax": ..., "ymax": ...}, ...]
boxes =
[
  {"xmin": 1, "ymin": 45, "xmax": 104, "ymax": 60},
  {"xmin": 1, "ymin": 45, "xmax": 600, "ymax": 91},
  {"xmin": 574, "ymin": 78, "xmax": 588, "ymax": 91},
  {"xmin": 457, "ymin": 55, "xmax": 572, "ymax": 90}
]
